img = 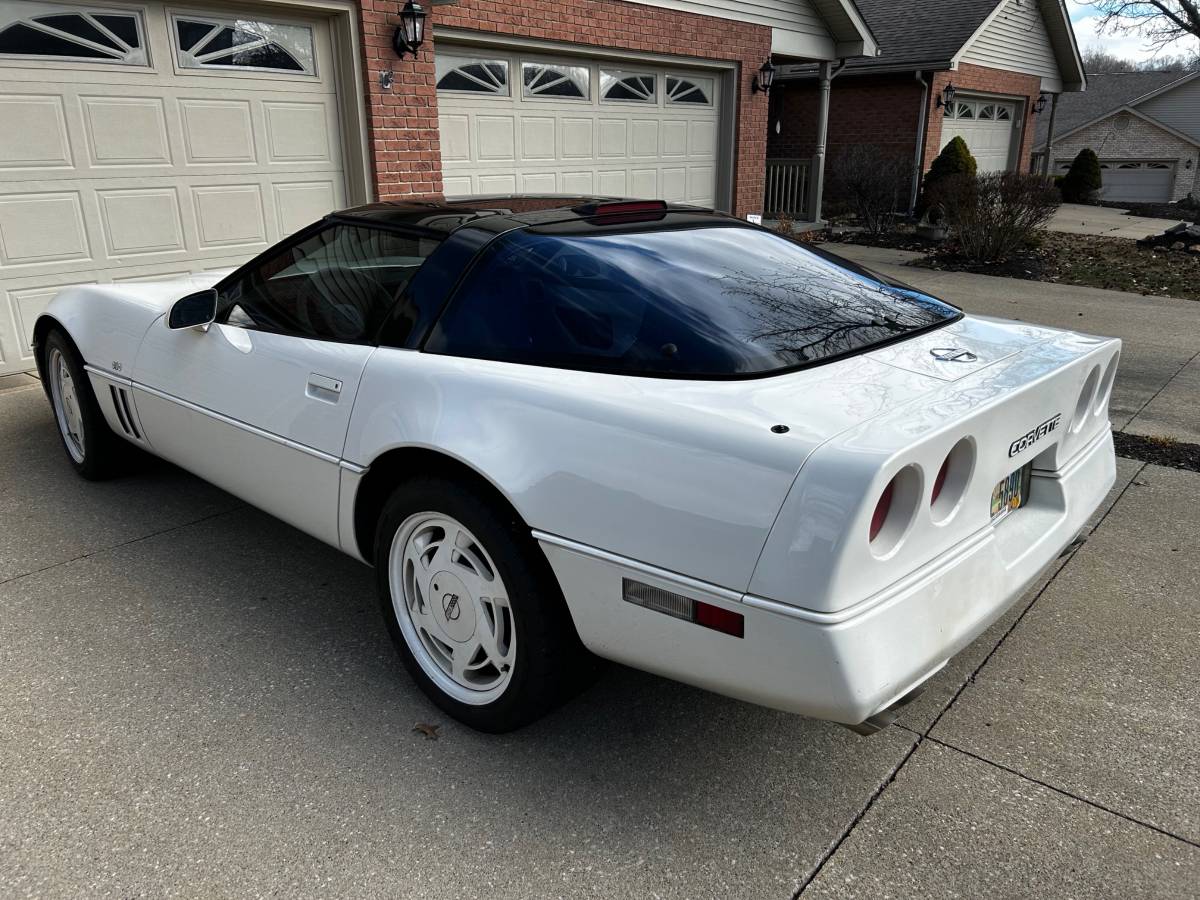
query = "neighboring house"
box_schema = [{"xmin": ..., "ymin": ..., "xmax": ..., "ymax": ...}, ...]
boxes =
[
  {"xmin": 0, "ymin": 0, "xmax": 875, "ymax": 376},
  {"xmin": 767, "ymin": 0, "xmax": 1085, "ymax": 219},
  {"xmin": 1033, "ymin": 71, "xmax": 1200, "ymax": 204}
]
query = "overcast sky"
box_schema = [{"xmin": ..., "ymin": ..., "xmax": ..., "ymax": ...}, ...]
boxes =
[{"xmin": 1069, "ymin": 1, "xmax": 1200, "ymax": 62}]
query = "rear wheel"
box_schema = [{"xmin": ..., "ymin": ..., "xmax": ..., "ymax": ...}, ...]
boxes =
[
  {"xmin": 44, "ymin": 329, "xmax": 123, "ymax": 480},
  {"xmin": 376, "ymin": 476, "xmax": 595, "ymax": 732}
]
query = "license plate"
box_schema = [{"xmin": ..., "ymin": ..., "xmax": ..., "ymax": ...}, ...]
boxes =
[{"xmin": 991, "ymin": 463, "xmax": 1032, "ymax": 521}]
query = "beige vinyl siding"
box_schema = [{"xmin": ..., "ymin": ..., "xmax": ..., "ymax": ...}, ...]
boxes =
[
  {"xmin": 628, "ymin": 0, "xmax": 836, "ymax": 58},
  {"xmin": 959, "ymin": 0, "xmax": 1064, "ymax": 92},
  {"xmin": 1138, "ymin": 77, "xmax": 1200, "ymax": 143}
]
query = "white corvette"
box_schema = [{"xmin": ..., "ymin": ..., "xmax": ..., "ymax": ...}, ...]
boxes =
[{"xmin": 34, "ymin": 197, "xmax": 1119, "ymax": 733}]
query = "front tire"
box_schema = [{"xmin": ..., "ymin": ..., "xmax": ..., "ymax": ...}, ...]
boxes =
[
  {"xmin": 375, "ymin": 476, "xmax": 593, "ymax": 732},
  {"xmin": 43, "ymin": 329, "xmax": 123, "ymax": 480}
]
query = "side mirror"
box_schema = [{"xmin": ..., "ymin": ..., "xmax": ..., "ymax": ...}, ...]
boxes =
[{"xmin": 167, "ymin": 289, "xmax": 218, "ymax": 331}]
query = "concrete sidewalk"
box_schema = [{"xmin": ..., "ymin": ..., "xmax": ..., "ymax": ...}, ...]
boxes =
[
  {"xmin": 1047, "ymin": 203, "xmax": 1191, "ymax": 240},
  {"xmin": 832, "ymin": 242, "xmax": 1200, "ymax": 444}
]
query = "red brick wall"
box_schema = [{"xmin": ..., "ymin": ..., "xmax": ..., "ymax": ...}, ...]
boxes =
[
  {"xmin": 769, "ymin": 63, "xmax": 1044, "ymax": 177},
  {"xmin": 354, "ymin": 0, "xmax": 773, "ymax": 216},
  {"xmin": 923, "ymin": 63, "xmax": 1042, "ymax": 173},
  {"xmin": 767, "ymin": 74, "xmax": 925, "ymax": 167}
]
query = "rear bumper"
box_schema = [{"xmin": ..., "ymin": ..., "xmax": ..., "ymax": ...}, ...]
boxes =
[{"xmin": 539, "ymin": 428, "xmax": 1115, "ymax": 726}]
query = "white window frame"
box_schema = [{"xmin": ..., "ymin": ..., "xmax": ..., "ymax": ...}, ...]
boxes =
[
  {"xmin": 0, "ymin": 0, "xmax": 148, "ymax": 66},
  {"xmin": 599, "ymin": 68, "xmax": 656, "ymax": 104},
  {"xmin": 168, "ymin": 10, "xmax": 316, "ymax": 78},
  {"xmin": 665, "ymin": 73, "xmax": 713, "ymax": 106},
  {"xmin": 435, "ymin": 54, "xmax": 510, "ymax": 96},
  {"xmin": 520, "ymin": 60, "xmax": 590, "ymax": 101}
]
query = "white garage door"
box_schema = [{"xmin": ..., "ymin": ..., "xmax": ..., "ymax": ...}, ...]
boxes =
[
  {"xmin": 0, "ymin": 1, "xmax": 349, "ymax": 375},
  {"xmin": 940, "ymin": 98, "xmax": 1018, "ymax": 173},
  {"xmin": 436, "ymin": 49, "xmax": 722, "ymax": 206},
  {"xmin": 1054, "ymin": 160, "xmax": 1176, "ymax": 203}
]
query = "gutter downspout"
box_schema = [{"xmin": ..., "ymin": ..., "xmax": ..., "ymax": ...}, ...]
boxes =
[
  {"xmin": 809, "ymin": 57, "xmax": 848, "ymax": 224},
  {"xmin": 910, "ymin": 71, "xmax": 931, "ymax": 216},
  {"xmin": 1039, "ymin": 92, "xmax": 1060, "ymax": 176}
]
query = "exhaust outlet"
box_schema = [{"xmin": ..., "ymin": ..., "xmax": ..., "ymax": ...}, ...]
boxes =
[{"xmin": 844, "ymin": 683, "xmax": 927, "ymax": 736}]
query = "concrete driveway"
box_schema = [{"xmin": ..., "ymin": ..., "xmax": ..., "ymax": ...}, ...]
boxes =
[
  {"xmin": 2, "ymin": 299, "xmax": 1198, "ymax": 895},
  {"xmin": 1047, "ymin": 203, "xmax": 1191, "ymax": 240}
]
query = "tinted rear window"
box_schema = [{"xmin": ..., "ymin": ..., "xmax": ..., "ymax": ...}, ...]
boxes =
[{"xmin": 426, "ymin": 224, "xmax": 959, "ymax": 377}]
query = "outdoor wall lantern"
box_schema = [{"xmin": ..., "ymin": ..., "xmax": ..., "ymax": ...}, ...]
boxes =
[
  {"xmin": 751, "ymin": 60, "xmax": 776, "ymax": 95},
  {"xmin": 1034, "ymin": 93, "xmax": 1048, "ymax": 115},
  {"xmin": 935, "ymin": 82, "xmax": 956, "ymax": 114},
  {"xmin": 393, "ymin": 0, "xmax": 427, "ymax": 58}
]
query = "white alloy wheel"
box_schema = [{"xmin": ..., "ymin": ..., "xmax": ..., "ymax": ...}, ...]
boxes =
[
  {"xmin": 389, "ymin": 512, "xmax": 517, "ymax": 705},
  {"xmin": 48, "ymin": 346, "xmax": 85, "ymax": 463}
]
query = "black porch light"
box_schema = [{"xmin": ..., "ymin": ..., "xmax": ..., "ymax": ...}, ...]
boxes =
[
  {"xmin": 752, "ymin": 59, "xmax": 776, "ymax": 95},
  {"xmin": 393, "ymin": 0, "xmax": 427, "ymax": 58},
  {"xmin": 1034, "ymin": 93, "xmax": 1048, "ymax": 114},
  {"xmin": 935, "ymin": 82, "xmax": 956, "ymax": 114}
]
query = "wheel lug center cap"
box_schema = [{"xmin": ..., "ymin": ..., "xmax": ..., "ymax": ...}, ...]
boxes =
[{"xmin": 430, "ymin": 571, "xmax": 475, "ymax": 642}]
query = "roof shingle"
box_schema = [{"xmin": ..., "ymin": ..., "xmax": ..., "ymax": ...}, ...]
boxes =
[{"xmin": 1034, "ymin": 71, "xmax": 1191, "ymax": 146}]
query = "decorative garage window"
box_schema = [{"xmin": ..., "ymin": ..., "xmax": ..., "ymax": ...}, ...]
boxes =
[
  {"xmin": 1148, "ymin": 162, "xmax": 1171, "ymax": 168},
  {"xmin": 0, "ymin": 3, "xmax": 146, "ymax": 64},
  {"xmin": 436, "ymin": 56, "xmax": 508, "ymax": 94},
  {"xmin": 600, "ymin": 70, "xmax": 656, "ymax": 103},
  {"xmin": 522, "ymin": 62, "xmax": 589, "ymax": 99},
  {"xmin": 947, "ymin": 99, "xmax": 1015, "ymax": 121},
  {"xmin": 666, "ymin": 75, "xmax": 711, "ymax": 105},
  {"xmin": 173, "ymin": 15, "xmax": 315, "ymax": 75}
]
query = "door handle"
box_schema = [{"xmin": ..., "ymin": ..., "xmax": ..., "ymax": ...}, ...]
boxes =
[{"xmin": 306, "ymin": 373, "xmax": 342, "ymax": 403}]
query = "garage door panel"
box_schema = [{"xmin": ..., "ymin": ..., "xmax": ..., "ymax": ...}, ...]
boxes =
[
  {"xmin": 630, "ymin": 119, "xmax": 658, "ymax": 157},
  {"xmin": 597, "ymin": 119, "xmax": 626, "ymax": 157},
  {"xmin": 661, "ymin": 167, "xmax": 685, "ymax": 200},
  {"xmin": 80, "ymin": 95, "xmax": 170, "ymax": 165},
  {"xmin": 476, "ymin": 116, "xmax": 515, "ymax": 160},
  {"xmin": 96, "ymin": 186, "xmax": 186, "ymax": 255},
  {"xmin": 440, "ymin": 114, "xmax": 470, "ymax": 161},
  {"xmin": 940, "ymin": 99, "xmax": 1017, "ymax": 174},
  {"xmin": 5, "ymin": 282, "xmax": 90, "ymax": 361},
  {"xmin": 477, "ymin": 173, "xmax": 517, "ymax": 193},
  {"xmin": 521, "ymin": 117, "xmax": 556, "ymax": 160},
  {"xmin": 272, "ymin": 180, "xmax": 337, "ymax": 234},
  {"xmin": 630, "ymin": 168, "xmax": 657, "ymax": 197},
  {"xmin": 263, "ymin": 101, "xmax": 332, "ymax": 162},
  {"xmin": 191, "ymin": 183, "xmax": 267, "ymax": 249},
  {"xmin": 661, "ymin": 120, "xmax": 688, "ymax": 156},
  {"xmin": 0, "ymin": 94, "xmax": 71, "ymax": 167},
  {"xmin": 0, "ymin": 191, "xmax": 90, "ymax": 264},
  {"xmin": 597, "ymin": 170, "xmax": 626, "ymax": 195},
  {"xmin": 179, "ymin": 98, "xmax": 256, "ymax": 164},
  {"xmin": 560, "ymin": 171, "xmax": 593, "ymax": 193},
  {"xmin": 520, "ymin": 172, "xmax": 557, "ymax": 192}
]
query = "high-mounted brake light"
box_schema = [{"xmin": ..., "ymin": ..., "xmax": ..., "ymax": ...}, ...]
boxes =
[
  {"xmin": 622, "ymin": 578, "xmax": 744, "ymax": 638},
  {"xmin": 869, "ymin": 479, "xmax": 895, "ymax": 542},
  {"xmin": 573, "ymin": 199, "xmax": 669, "ymax": 218}
]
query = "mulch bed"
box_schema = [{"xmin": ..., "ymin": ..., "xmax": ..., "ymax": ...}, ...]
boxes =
[
  {"xmin": 1113, "ymin": 432, "xmax": 1200, "ymax": 473},
  {"xmin": 1100, "ymin": 200, "xmax": 1200, "ymax": 222},
  {"xmin": 827, "ymin": 229, "xmax": 1200, "ymax": 301}
]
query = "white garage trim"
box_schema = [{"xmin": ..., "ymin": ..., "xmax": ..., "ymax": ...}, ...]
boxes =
[
  {"xmin": 434, "ymin": 28, "xmax": 737, "ymax": 212},
  {"xmin": 939, "ymin": 92, "xmax": 1025, "ymax": 174}
]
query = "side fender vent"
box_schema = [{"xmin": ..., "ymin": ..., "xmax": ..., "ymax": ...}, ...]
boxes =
[{"xmin": 108, "ymin": 385, "xmax": 142, "ymax": 441}]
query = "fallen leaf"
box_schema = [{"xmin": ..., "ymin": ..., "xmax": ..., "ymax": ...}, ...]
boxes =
[{"xmin": 413, "ymin": 722, "xmax": 440, "ymax": 740}]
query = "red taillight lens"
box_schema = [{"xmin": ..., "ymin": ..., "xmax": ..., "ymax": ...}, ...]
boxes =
[
  {"xmin": 694, "ymin": 600, "xmax": 745, "ymax": 638},
  {"xmin": 869, "ymin": 479, "xmax": 895, "ymax": 542},
  {"xmin": 931, "ymin": 455, "xmax": 951, "ymax": 504}
]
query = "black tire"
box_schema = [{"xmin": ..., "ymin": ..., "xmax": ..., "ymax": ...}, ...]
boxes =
[
  {"xmin": 375, "ymin": 475, "xmax": 597, "ymax": 732},
  {"xmin": 42, "ymin": 328, "xmax": 123, "ymax": 480}
]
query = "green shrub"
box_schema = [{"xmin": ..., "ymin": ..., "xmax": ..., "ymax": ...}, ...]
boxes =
[
  {"xmin": 1059, "ymin": 148, "xmax": 1102, "ymax": 203},
  {"xmin": 919, "ymin": 137, "xmax": 977, "ymax": 218}
]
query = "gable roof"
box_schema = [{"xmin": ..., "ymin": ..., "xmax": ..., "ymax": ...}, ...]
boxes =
[
  {"xmin": 1034, "ymin": 71, "xmax": 1194, "ymax": 147},
  {"xmin": 778, "ymin": 0, "xmax": 1083, "ymax": 90}
]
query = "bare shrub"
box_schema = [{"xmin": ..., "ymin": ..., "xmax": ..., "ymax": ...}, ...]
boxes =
[
  {"xmin": 773, "ymin": 213, "xmax": 795, "ymax": 235},
  {"xmin": 829, "ymin": 146, "xmax": 912, "ymax": 234},
  {"xmin": 941, "ymin": 172, "xmax": 1060, "ymax": 262}
]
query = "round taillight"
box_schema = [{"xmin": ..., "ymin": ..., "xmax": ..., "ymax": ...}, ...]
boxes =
[
  {"xmin": 931, "ymin": 455, "xmax": 951, "ymax": 504},
  {"xmin": 869, "ymin": 479, "xmax": 895, "ymax": 542}
]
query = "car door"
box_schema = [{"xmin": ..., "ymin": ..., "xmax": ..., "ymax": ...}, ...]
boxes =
[{"xmin": 132, "ymin": 222, "xmax": 442, "ymax": 548}]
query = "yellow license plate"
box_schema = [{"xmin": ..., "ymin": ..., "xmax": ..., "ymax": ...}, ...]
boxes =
[{"xmin": 991, "ymin": 463, "xmax": 1032, "ymax": 520}]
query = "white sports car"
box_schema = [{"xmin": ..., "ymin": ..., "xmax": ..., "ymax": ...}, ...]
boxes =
[{"xmin": 34, "ymin": 196, "xmax": 1119, "ymax": 734}]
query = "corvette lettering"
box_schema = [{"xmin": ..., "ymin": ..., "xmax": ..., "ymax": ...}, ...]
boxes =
[{"xmin": 1009, "ymin": 414, "xmax": 1062, "ymax": 457}]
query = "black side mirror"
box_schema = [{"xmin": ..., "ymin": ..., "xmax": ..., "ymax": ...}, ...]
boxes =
[{"xmin": 167, "ymin": 289, "xmax": 218, "ymax": 330}]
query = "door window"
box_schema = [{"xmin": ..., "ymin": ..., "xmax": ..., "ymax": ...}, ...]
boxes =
[{"xmin": 217, "ymin": 224, "xmax": 441, "ymax": 342}]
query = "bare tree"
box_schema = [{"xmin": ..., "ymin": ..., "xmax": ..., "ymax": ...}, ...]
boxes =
[
  {"xmin": 1080, "ymin": 1, "xmax": 1200, "ymax": 50},
  {"xmin": 1082, "ymin": 43, "xmax": 1200, "ymax": 70}
]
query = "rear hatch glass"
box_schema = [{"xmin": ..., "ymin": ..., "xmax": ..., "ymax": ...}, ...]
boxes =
[{"xmin": 427, "ymin": 222, "xmax": 960, "ymax": 378}]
